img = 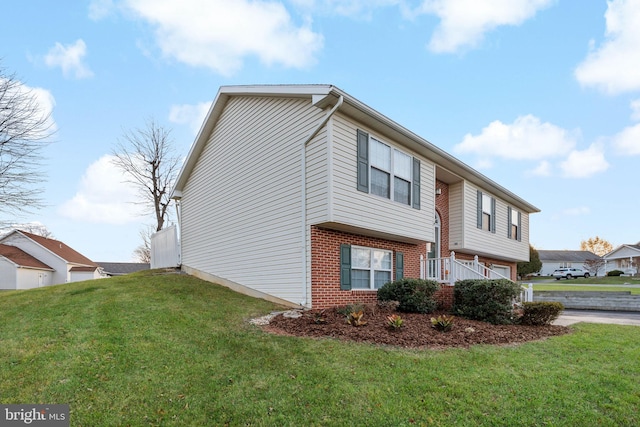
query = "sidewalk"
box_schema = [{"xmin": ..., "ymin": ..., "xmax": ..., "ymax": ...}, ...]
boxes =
[{"xmin": 554, "ymin": 309, "xmax": 640, "ymax": 326}]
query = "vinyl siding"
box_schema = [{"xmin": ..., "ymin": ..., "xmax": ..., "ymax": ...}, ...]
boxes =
[
  {"xmin": 459, "ymin": 182, "xmax": 529, "ymax": 262},
  {"xmin": 448, "ymin": 182, "xmax": 464, "ymax": 251},
  {"xmin": 180, "ymin": 96, "xmax": 324, "ymax": 305},
  {"xmin": 1, "ymin": 234, "xmax": 68, "ymax": 284},
  {"xmin": 0, "ymin": 259, "xmax": 17, "ymax": 289},
  {"xmin": 320, "ymin": 113, "xmax": 433, "ymax": 243}
]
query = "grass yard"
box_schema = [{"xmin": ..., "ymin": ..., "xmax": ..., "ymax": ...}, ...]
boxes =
[
  {"xmin": 533, "ymin": 284, "xmax": 640, "ymax": 294},
  {"xmin": 1, "ymin": 271, "xmax": 639, "ymax": 426}
]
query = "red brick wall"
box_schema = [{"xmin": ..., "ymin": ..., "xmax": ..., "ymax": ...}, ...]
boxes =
[{"xmin": 310, "ymin": 226, "xmax": 426, "ymax": 309}]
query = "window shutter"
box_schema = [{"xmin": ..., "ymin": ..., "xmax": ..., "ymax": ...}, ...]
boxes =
[
  {"xmin": 356, "ymin": 130, "xmax": 369, "ymax": 192},
  {"xmin": 395, "ymin": 251, "xmax": 404, "ymax": 280},
  {"xmin": 490, "ymin": 197, "xmax": 496, "ymax": 234},
  {"xmin": 517, "ymin": 212, "xmax": 522, "ymax": 242},
  {"xmin": 340, "ymin": 244, "xmax": 351, "ymax": 290},
  {"xmin": 412, "ymin": 158, "xmax": 421, "ymax": 210},
  {"xmin": 507, "ymin": 207, "xmax": 512, "ymax": 239},
  {"xmin": 476, "ymin": 190, "xmax": 483, "ymax": 229}
]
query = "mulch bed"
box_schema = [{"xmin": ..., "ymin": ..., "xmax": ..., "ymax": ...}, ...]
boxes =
[{"xmin": 264, "ymin": 306, "xmax": 571, "ymax": 350}]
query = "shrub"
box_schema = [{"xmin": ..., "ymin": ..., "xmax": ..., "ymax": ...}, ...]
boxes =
[
  {"xmin": 452, "ymin": 279, "xmax": 522, "ymax": 324},
  {"xmin": 520, "ymin": 302, "xmax": 564, "ymax": 326},
  {"xmin": 386, "ymin": 314, "xmax": 404, "ymax": 330},
  {"xmin": 377, "ymin": 278, "xmax": 440, "ymax": 313},
  {"xmin": 431, "ymin": 315, "xmax": 455, "ymax": 332},
  {"xmin": 607, "ymin": 270, "xmax": 624, "ymax": 277},
  {"xmin": 346, "ymin": 310, "xmax": 367, "ymax": 327}
]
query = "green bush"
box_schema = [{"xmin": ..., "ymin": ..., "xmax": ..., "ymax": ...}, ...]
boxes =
[
  {"xmin": 607, "ymin": 269, "xmax": 624, "ymax": 277},
  {"xmin": 520, "ymin": 302, "xmax": 564, "ymax": 326},
  {"xmin": 377, "ymin": 278, "xmax": 440, "ymax": 313},
  {"xmin": 452, "ymin": 279, "xmax": 521, "ymax": 324}
]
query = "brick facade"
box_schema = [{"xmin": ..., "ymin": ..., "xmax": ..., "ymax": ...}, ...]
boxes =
[{"xmin": 310, "ymin": 226, "xmax": 426, "ymax": 309}]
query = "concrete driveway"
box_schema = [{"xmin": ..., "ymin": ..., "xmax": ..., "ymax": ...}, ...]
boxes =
[{"xmin": 554, "ymin": 309, "xmax": 640, "ymax": 326}]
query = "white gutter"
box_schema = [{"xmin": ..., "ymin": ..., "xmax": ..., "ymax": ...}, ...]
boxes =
[{"xmin": 300, "ymin": 94, "xmax": 343, "ymax": 307}]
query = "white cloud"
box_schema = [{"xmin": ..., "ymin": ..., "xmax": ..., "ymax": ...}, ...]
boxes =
[
  {"xmin": 559, "ymin": 143, "xmax": 609, "ymax": 178},
  {"xmin": 169, "ymin": 102, "xmax": 212, "ymax": 135},
  {"xmin": 611, "ymin": 123, "xmax": 640, "ymax": 155},
  {"xmin": 631, "ymin": 99, "xmax": 640, "ymax": 121},
  {"xmin": 58, "ymin": 155, "xmax": 145, "ymax": 224},
  {"xmin": 411, "ymin": 0, "xmax": 553, "ymax": 53},
  {"xmin": 1, "ymin": 79, "xmax": 57, "ymax": 135},
  {"xmin": 575, "ymin": 0, "xmax": 640, "ymax": 94},
  {"xmin": 123, "ymin": 0, "xmax": 323, "ymax": 75},
  {"xmin": 44, "ymin": 39, "xmax": 94, "ymax": 79},
  {"xmin": 528, "ymin": 160, "xmax": 552, "ymax": 177},
  {"xmin": 88, "ymin": 0, "xmax": 115, "ymax": 20},
  {"xmin": 290, "ymin": 0, "xmax": 399, "ymax": 17},
  {"xmin": 453, "ymin": 114, "xmax": 576, "ymax": 162}
]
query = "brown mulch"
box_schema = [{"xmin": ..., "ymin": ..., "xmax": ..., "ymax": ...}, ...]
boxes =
[{"xmin": 264, "ymin": 305, "xmax": 571, "ymax": 350}]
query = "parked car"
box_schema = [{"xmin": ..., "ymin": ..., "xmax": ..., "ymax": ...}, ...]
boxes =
[{"xmin": 553, "ymin": 267, "xmax": 590, "ymax": 280}]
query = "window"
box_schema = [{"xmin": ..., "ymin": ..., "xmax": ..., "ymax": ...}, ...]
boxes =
[
  {"xmin": 476, "ymin": 190, "xmax": 496, "ymax": 233},
  {"xmin": 508, "ymin": 207, "xmax": 522, "ymax": 241},
  {"xmin": 356, "ymin": 130, "xmax": 421, "ymax": 209},
  {"xmin": 340, "ymin": 244, "xmax": 400, "ymax": 290},
  {"xmin": 559, "ymin": 262, "xmax": 572, "ymax": 268}
]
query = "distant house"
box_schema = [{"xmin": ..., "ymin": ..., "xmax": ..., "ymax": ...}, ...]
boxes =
[
  {"xmin": 538, "ymin": 250, "xmax": 602, "ymax": 276},
  {"xmin": 603, "ymin": 243, "xmax": 640, "ymax": 276},
  {"xmin": 171, "ymin": 85, "xmax": 539, "ymax": 309},
  {"xmin": 0, "ymin": 230, "xmax": 100, "ymax": 290},
  {"xmin": 97, "ymin": 262, "xmax": 150, "ymax": 277}
]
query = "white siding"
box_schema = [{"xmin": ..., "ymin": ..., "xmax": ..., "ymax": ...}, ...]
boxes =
[
  {"xmin": 0, "ymin": 259, "xmax": 17, "ymax": 289},
  {"xmin": 448, "ymin": 182, "xmax": 464, "ymax": 250},
  {"xmin": 605, "ymin": 246, "xmax": 640, "ymax": 260},
  {"xmin": 1, "ymin": 234, "xmax": 68, "ymax": 284},
  {"xmin": 16, "ymin": 269, "xmax": 49, "ymax": 289},
  {"xmin": 180, "ymin": 96, "xmax": 324, "ymax": 305},
  {"xmin": 459, "ymin": 182, "xmax": 529, "ymax": 262},
  {"xmin": 321, "ymin": 113, "xmax": 434, "ymax": 242}
]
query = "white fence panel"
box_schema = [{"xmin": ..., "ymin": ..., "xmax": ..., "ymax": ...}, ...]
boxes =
[{"xmin": 151, "ymin": 225, "xmax": 181, "ymax": 269}]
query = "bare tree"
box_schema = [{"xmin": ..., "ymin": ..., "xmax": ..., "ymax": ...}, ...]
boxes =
[
  {"xmin": 112, "ymin": 119, "xmax": 180, "ymax": 232},
  {"xmin": 0, "ymin": 65, "xmax": 53, "ymax": 218},
  {"xmin": 583, "ymin": 258, "xmax": 605, "ymax": 277},
  {"xmin": 580, "ymin": 236, "xmax": 613, "ymax": 257},
  {"xmin": 133, "ymin": 226, "xmax": 152, "ymax": 263}
]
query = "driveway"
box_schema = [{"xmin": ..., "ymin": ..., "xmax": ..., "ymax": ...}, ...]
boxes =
[{"xmin": 554, "ymin": 309, "xmax": 640, "ymax": 326}]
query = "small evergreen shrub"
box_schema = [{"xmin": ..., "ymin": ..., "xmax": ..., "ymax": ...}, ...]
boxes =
[
  {"xmin": 430, "ymin": 315, "xmax": 455, "ymax": 332},
  {"xmin": 520, "ymin": 302, "xmax": 564, "ymax": 326},
  {"xmin": 377, "ymin": 278, "xmax": 440, "ymax": 313},
  {"xmin": 452, "ymin": 279, "xmax": 522, "ymax": 324},
  {"xmin": 607, "ymin": 270, "xmax": 624, "ymax": 277}
]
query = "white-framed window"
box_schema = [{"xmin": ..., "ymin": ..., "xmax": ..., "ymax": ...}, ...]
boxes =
[
  {"xmin": 351, "ymin": 246, "xmax": 392, "ymax": 290},
  {"xmin": 508, "ymin": 207, "xmax": 521, "ymax": 241},
  {"xmin": 477, "ymin": 190, "xmax": 496, "ymax": 233},
  {"xmin": 559, "ymin": 262, "xmax": 572, "ymax": 268},
  {"xmin": 369, "ymin": 138, "xmax": 412, "ymax": 205},
  {"xmin": 356, "ymin": 129, "xmax": 420, "ymax": 209}
]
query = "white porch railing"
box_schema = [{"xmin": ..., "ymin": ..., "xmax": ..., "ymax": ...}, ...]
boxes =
[{"xmin": 420, "ymin": 251, "xmax": 533, "ymax": 302}]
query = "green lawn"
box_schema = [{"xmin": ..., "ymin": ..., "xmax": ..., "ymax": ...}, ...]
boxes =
[
  {"xmin": 524, "ymin": 276, "xmax": 640, "ymax": 285},
  {"xmin": 532, "ymin": 285, "xmax": 640, "ymax": 294},
  {"xmin": 1, "ymin": 271, "xmax": 639, "ymax": 426}
]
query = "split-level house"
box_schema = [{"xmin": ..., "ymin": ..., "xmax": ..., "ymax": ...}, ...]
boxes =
[
  {"xmin": 0, "ymin": 230, "xmax": 101, "ymax": 290},
  {"xmin": 171, "ymin": 85, "xmax": 539, "ymax": 309}
]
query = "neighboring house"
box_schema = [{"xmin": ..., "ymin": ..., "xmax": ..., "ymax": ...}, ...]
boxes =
[
  {"xmin": 97, "ymin": 262, "xmax": 150, "ymax": 277},
  {"xmin": 603, "ymin": 243, "xmax": 640, "ymax": 276},
  {"xmin": 171, "ymin": 85, "xmax": 539, "ymax": 309},
  {"xmin": 0, "ymin": 244, "xmax": 55, "ymax": 289},
  {"xmin": 538, "ymin": 250, "xmax": 603, "ymax": 276},
  {"xmin": 0, "ymin": 230, "xmax": 101, "ymax": 290}
]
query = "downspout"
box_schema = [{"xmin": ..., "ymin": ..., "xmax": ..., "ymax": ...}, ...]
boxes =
[{"xmin": 300, "ymin": 95, "xmax": 344, "ymax": 307}]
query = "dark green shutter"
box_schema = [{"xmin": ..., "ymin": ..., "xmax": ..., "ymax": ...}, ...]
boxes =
[
  {"xmin": 412, "ymin": 158, "xmax": 421, "ymax": 210},
  {"xmin": 340, "ymin": 244, "xmax": 351, "ymax": 290},
  {"xmin": 476, "ymin": 190, "xmax": 483, "ymax": 229},
  {"xmin": 490, "ymin": 197, "xmax": 496, "ymax": 234},
  {"xmin": 356, "ymin": 130, "xmax": 369, "ymax": 192},
  {"xmin": 507, "ymin": 207, "xmax": 512, "ymax": 239},
  {"xmin": 517, "ymin": 211, "xmax": 522, "ymax": 242},
  {"xmin": 395, "ymin": 251, "xmax": 404, "ymax": 280}
]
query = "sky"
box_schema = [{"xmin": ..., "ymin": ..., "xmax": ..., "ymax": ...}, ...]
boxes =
[{"xmin": 1, "ymin": 0, "xmax": 639, "ymax": 262}]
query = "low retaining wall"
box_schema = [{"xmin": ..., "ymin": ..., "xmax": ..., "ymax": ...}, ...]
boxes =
[{"xmin": 534, "ymin": 291, "xmax": 640, "ymax": 312}]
